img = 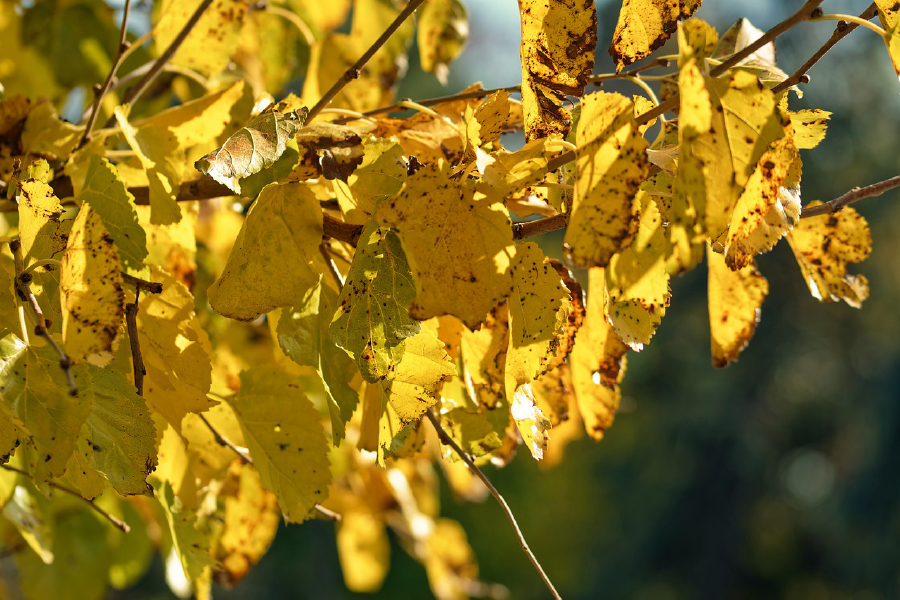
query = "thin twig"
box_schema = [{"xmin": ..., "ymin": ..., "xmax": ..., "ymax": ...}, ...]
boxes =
[
  {"xmin": 772, "ymin": 4, "xmax": 879, "ymax": 95},
  {"xmin": 196, "ymin": 414, "xmax": 341, "ymax": 522},
  {"xmin": 513, "ymin": 214, "xmax": 568, "ymax": 240},
  {"xmin": 9, "ymin": 240, "xmax": 77, "ymax": 397},
  {"xmin": 319, "ymin": 241, "xmax": 346, "ymax": 289},
  {"xmin": 0, "ymin": 464, "xmax": 130, "ymax": 533},
  {"xmin": 79, "ymin": 0, "xmax": 133, "ymax": 148},
  {"xmin": 426, "ymin": 410, "xmax": 561, "ymax": 600},
  {"xmin": 800, "ymin": 175, "xmax": 900, "ymax": 219},
  {"xmin": 305, "ymin": 0, "xmax": 428, "ymax": 122},
  {"xmin": 637, "ymin": 0, "xmax": 827, "ymax": 126},
  {"xmin": 125, "ymin": 285, "xmax": 145, "ymax": 396},
  {"xmin": 122, "ymin": 272, "xmax": 164, "ymax": 294},
  {"xmin": 104, "ymin": 0, "xmax": 215, "ymax": 127}
]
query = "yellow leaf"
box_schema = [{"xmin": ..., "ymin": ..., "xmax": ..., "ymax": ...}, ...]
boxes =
[
  {"xmin": 337, "ymin": 509, "xmax": 390, "ymax": 592},
  {"xmin": 213, "ymin": 463, "xmax": 280, "ymax": 587},
  {"xmin": 16, "ymin": 179, "xmax": 65, "ymax": 267},
  {"xmin": 606, "ymin": 192, "xmax": 670, "ymax": 351},
  {"xmin": 518, "ymin": 0, "xmax": 597, "ymax": 140},
  {"xmin": 155, "ymin": 0, "xmax": 248, "ymax": 76},
  {"xmin": 722, "ymin": 135, "xmax": 801, "ymax": 270},
  {"xmin": 712, "ymin": 18, "xmax": 791, "ymax": 88},
  {"xmin": 376, "ymin": 162, "xmax": 515, "ymax": 329},
  {"xmin": 789, "ymin": 109, "xmax": 831, "ymax": 150},
  {"xmin": 610, "ymin": 0, "xmax": 703, "ymax": 72},
  {"xmin": 20, "ymin": 102, "xmax": 81, "ymax": 159},
  {"xmin": 114, "ymin": 106, "xmax": 184, "ymax": 225},
  {"xmin": 460, "ymin": 305, "xmax": 509, "ymax": 411},
  {"xmin": 417, "ymin": 0, "xmax": 469, "ymax": 84},
  {"xmin": 141, "ymin": 81, "xmax": 246, "ymax": 148},
  {"xmin": 333, "ymin": 139, "xmax": 407, "ymax": 225},
  {"xmin": 156, "ymin": 480, "xmax": 219, "ymax": 582},
  {"xmin": 424, "ymin": 519, "xmax": 479, "ymax": 600},
  {"xmin": 60, "ymin": 206, "xmax": 125, "ymax": 366},
  {"xmin": 565, "ymin": 91, "xmax": 649, "ymax": 268},
  {"xmin": 707, "ymin": 246, "xmax": 768, "ymax": 368},
  {"xmin": 787, "ymin": 204, "xmax": 872, "ymax": 307},
  {"xmin": 876, "ymin": 1, "xmax": 900, "ymax": 81},
  {"xmin": 571, "ymin": 269, "xmax": 629, "ymax": 440},
  {"xmin": 286, "ymin": 0, "xmax": 351, "ymax": 35},
  {"xmin": 208, "ymin": 181, "xmax": 323, "ymax": 321},
  {"xmin": 230, "ymin": 366, "xmax": 332, "ymax": 523},
  {"xmin": 510, "ymin": 383, "xmax": 551, "ymax": 460},
  {"xmin": 463, "ymin": 90, "xmax": 511, "ymax": 162}
]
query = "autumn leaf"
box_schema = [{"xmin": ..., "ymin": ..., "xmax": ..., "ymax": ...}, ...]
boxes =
[
  {"xmin": 140, "ymin": 81, "xmax": 247, "ymax": 149},
  {"xmin": 377, "ymin": 162, "xmax": 515, "ymax": 329},
  {"xmin": 517, "ymin": 0, "xmax": 596, "ymax": 140},
  {"xmin": 789, "ymin": 109, "xmax": 831, "ymax": 150},
  {"xmin": 16, "ymin": 178, "xmax": 66, "ymax": 267},
  {"xmin": 230, "ymin": 366, "xmax": 332, "ymax": 523},
  {"xmin": 565, "ymin": 91, "xmax": 649, "ymax": 268},
  {"xmin": 787, "ymin": 204, "xmax": 872, "ymax": 307},
  {"xmin": 464, "ymin": 90, "xmax": 511, "ymax": 160},
  {"xmin": 330, "ymin": 221, "xmax": 421, "ymax": 383},
  {"xmin": 337, "ymin": 509, "xmax": 390, "ymax": 592},
  {"xmin": 707, "ymin": 246, "xmax": 768, "ymax": 368},
  {"xmin": 417, "ymin": 0, "xmax": 469, "ymax": 84},
  {"xmin": 20, "ymin": 102, "xmax": 81, "ymax": 159},
  {"xmin": 712, "ymin": 18, "xmax": 791, "ymax": 88},
  {"xmin": 294, "ymin": 123, "xmax": 365, "ymax": 182},
  {"xmin": 333, "ymin": 139, "xmax": 407, "ymax": 225},
  {"xmin": 876, "ymin": 1, "xmax": 900, "ymax": 81},
  {"xmin": 60, "ymin": 206, "xmax": 125, "ymax": 366},
  {"xmin": 208, "ymin": 181, "xmax": 323, "ymax": 321},
  {"xmin": 571, "ymin": 269, "xmax": 629, "ymax": 440},
  {"xmin": 78, "ymin": 156, "xmax": 148, "ymax": 275},
  {"xmin": 510, "ymin": 383, "xmax": 551, "ymax": 460},
  {"xmin": 278, "ymin": 281, "xmax": 360, "ymax": 443},
  {"xmin": 154, "ymin": 0, "xmax": 248, "ymax": 76},
  {"xmin": 610, "ymin": 0, "xmax": 702, "ymax": 72},
  {"xmin": 156, "ymin": 480, "xmax": 219, "ymax": 583},
  {"xmin": 195, "ymin": 107, "xmax": 308, "ymax": 195}
]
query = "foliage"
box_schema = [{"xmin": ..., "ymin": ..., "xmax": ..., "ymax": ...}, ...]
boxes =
[{"xmin": 0, "ymin": 0, "xmax": 896, "ymax": 598}]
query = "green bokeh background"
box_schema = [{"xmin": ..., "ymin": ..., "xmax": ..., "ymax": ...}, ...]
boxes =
[{"xmin": 104, "ymin": 1, "xmax": 900, "ymax": 598}]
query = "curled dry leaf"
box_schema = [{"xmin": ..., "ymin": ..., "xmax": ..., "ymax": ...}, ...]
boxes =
[{"xmin": 294, "ymin": 123, "xmax": 365, "ymax": 182}]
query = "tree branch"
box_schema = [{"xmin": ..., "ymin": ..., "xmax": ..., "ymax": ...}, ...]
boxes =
[
  {"xmin": 0, "ymin": 464, "xmax": 130, "ymax": 533},
  {"xmin": 121, "ymin": 272, "xmax": 164, "ymax": 295},
  {"xmin": 637, "ymin": 0, "xmax": 827, "ymax": 126},
  {"xmin": 79, "ymin": 0, "xmax": 133, "ymax": 148},
  {"xmin": 125, "ymin": 284, "xmax": 145, "ymax": 396},
  {"xmin": 772, "ymin": 4, "xmax": 879, "ymax": 95},
  {"xmin": 319, "ymin": 241, "xmax": 345, "ymax": 289},
  {"xmin": 305, "ymin": 0, "xmax": 428, "ymax": 122},
  {"xmin": 425, "ymin": 410, "xmax": 562, "ymax": 600},
  {"xmin": 9, "ymin": 240, "xmax": 77, "ymax": 397},
  {"xmin": 196, "ymin": 414, "xmax": 341, "ymax": 522},
  {"xmin": 104, "ymin": 0, "xmax": 215, "ymax": 127},
  {"xmin": 800, "ymin": 175, "xmax": 900, "ymax": 219}
]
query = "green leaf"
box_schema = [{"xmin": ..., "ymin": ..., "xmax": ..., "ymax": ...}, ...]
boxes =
[
  {"xmin": 277, "ymin": 281, "xmax": 360, "ymax": 444},
  {"xmin": 330, "ymin": 220, "xmax": 420, "ymax": 383},
  {"xmin": 230, "ymin": 366, "xmax": 332, "ymax": 523},
  {"xmin": 78, "ymin": 155, "xmax": 149, "ymax": 275},
  {"xmin": 195, "ymin": 107, "xmax": 308, "ymax": 195},
  {"xmin": 155, "ymin": 480, "xmax": 219, "ymax": 583},
  {"xmin": 208, "ymin": 181, "xmax": 323, "ymax": 321},
  {"xmin": 2, "ymin": 475, "xmax": 54, "ymax": 563}
]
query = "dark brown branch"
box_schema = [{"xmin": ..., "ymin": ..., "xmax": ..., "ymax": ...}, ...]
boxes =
[
  {"xmin": 513, "ymin": 214, "xmax": 567, "ymax": 240},
  {"xmin": 104, "ymin": 0, "xmax": 215, "ymax": 126},
  {"xmin": 637, "ymin": 0, "xmax": 827, "ymax": 126},
  {"xmin": 800, "ymin": 175, "xmax": 900, "ymax": 219},
  {"xmin": 122, "ymin": 272, "xmax": 163, "ymax": 294},
  {"xmin": 426, "ymin": 410, "xmax": 561, "ymax": 600},
  {"xmin": 9, "ymin": 240, "xmax": 77, "ymax": 397},
  {"xmin": 0, "ymin": 464, "xmax": 130, "ymax": 533},
  {"xmin": 79, "ymin": 0, "xmax": 133, "ymax": 147},
  {"xmin": 772, "ymin": 4, "xmax": 879, "ymax": 95},
  {"xmin": 305, "ymin": 0, "xmax": 428, "ymax": 122},
  {"xmin": 196, "ymin": 414, "xmax": 341, "ymax": 522},
  {"xmin": 125, "ymin": 285, "xmax": 145, "ymax": 396}
]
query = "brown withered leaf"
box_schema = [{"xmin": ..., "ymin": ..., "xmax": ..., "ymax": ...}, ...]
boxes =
[{"xmin": 294, "ymin": 123, "xmax": 365, "ymax": 182}]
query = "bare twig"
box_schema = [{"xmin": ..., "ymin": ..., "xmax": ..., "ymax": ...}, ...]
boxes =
[
  {"xmin": 637, "ymin": 0, "xmax": 827, "ymax": 126},
  {"xmin": 104, "ymin": 0, "xmax": 215, "ymax": 126},
  {"xmin": 512, "ymin": 214, "xmax": 568, "ymax": 240},
  {"xmin": 79, "ymin": 0, "xmax": 133, "ymax": 148},
  {"xmin": 196, "ymin": 414, "xmax": 341, "ymax": 522},
  {"xmin": 306, "ymin": 0, "xmax": 428, "ymax": 122},
  {"xmin": 800, "ymin": 175, "xmax": 900, "ymax": 219},
  {"xmin": 0, "ymin": 464, "xmax": 130, "ymax": 533},
  {"xmin": 319, "ymin": 241, "xmax": 346, "ymax": 289},
  {"xmin": 426, "ymin": 410, "xmax": 562, "ymax": 600},
  {"xmin": 122, "ymin": 272, "xmax": 164, "ymax": 294},
  {"xmin": 125, "ymin": 284, "xmax": 145, "ymax": 396},
  {"xmin": 772, "ymin": 4, "xmax": 879, "ymax": 94},
  {"xmin": 9, "ymin": 240, "xmax": 77, "ymax": 397}
]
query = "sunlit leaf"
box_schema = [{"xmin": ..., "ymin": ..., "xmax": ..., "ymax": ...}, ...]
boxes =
[
  {"xmin": 610, "ymin": 0, "xmax": 702, "ymax": 72},
  {"xmin": 417, "ymin": 0, "xmax": 469, "ymax": 84},
  {"xmin": 707, "ymin": 246, "xmax": 768, "ymax": 368},
  {"xmin": 155, "ymin": 0, "xmax": 248, "ymax": 76}
]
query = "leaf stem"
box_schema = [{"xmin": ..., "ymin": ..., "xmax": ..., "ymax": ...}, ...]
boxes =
[
  {"xmin": 305, "ymin": 0, "xmax": 428, "ymax": 122},
  {"xmin": 21, "ymin": 258, "xmax": 62, "ymax": 276},
  {"xmin": 79, "ymin": 0, "xmax": 133, "ymax": 148},
  {"xmin": 800, "ymin": 175, "xmax": 900, "ymax": 218},
  {"xmin": 195, "ymin": 414, "xmax": 341, "ymax": 522},
  {"xmin": 9, "ymin": 240, "xmax": 77, "ymax": 397},
  {"xmin": 319, "ymin": 241, "xmax": 346, "ymax": 289},
  {"xmin": 426, "ymin": 410, "xmax": 562, "ymax": 600},
  {"xmin": 772, "ymin": 4, "xmax": 879, "ymax": 95},
  {"xmin": 811, "ymin": 14, "xmax": 886, "ymax": 37},
  {"xmin": 0, "ymin": 464, "xmax": 130, "ymax": 533}
]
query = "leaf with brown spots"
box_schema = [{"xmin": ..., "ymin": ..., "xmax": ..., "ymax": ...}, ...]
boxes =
[
  {"xmin": 229, "ymin": 366, "xmax": 332, "ymax": 523},
  {"xmin": 571, "ymin": 269, "xmax": 629, "ymax": 440},
  {"xmin": 60, "ymin": 206, "xmax": 125, "ymax": 366},
  {"xmin": 787, "ymin": 203, "xmax": 872, "ymax": 308},
  {"xmin": 377, "ymin": 162, "xmax": 515, "ymax": 329},
  {"xmin": 517, "ymin": 0, "xmax": 597, "ymax": 141},
  {"xmin": 564, "ymin": 91, "xmax": 649, "ymax": 268},
  {"xmin": 154, "ymin": 0, "xmax": 248, "ymax": 76},
  {"xmin": 876, "ymin": 1, "xmax": 900, "ymax": 81},
  {"xmin": 610, "ymin": 0, "xmax": 702, "ymax": 72},
  {"xmin": 707, "ymin": 246, "xmax": 768, "ymax": 368},
  {"xmin": 789, "ymin": 109, "xmax": 831, "ymax": 150}
]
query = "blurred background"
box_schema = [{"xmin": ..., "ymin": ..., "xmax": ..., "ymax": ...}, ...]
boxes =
[{"xmin": 21, "ymin": 0, "xmax": 900, "ymax": 598}]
